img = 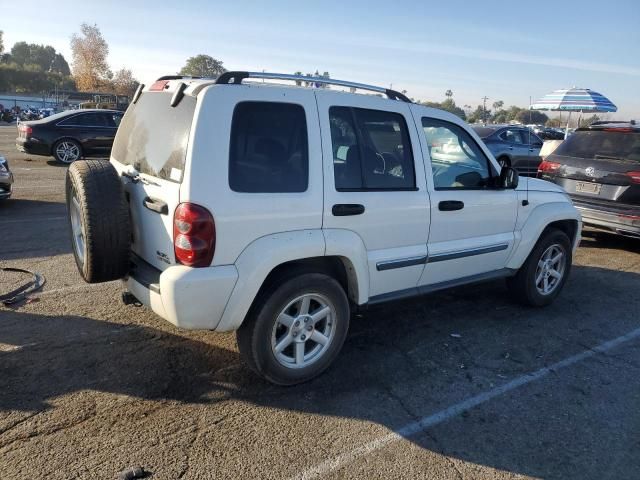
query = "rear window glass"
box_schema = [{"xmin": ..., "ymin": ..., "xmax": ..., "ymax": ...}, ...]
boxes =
[
  {"xmin": 229, "ymin": 101, "xmax": 308, "ymax": 193},
  {"xmin": 111, "ymin": 92, "xmax": 196, "ymax": 182},
  {"xmin": 554, "ymin": 130, "xmax": 640, "ymax": 162}
]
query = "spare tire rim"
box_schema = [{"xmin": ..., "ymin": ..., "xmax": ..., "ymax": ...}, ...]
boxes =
[
  {"xmin": 56, "ymin": 141, "xmax": 80, "ymax": 163},
  {"xmin": 270, "ymin": 293, "xmax": 337, "ymax": 369},
  {"xmin": 70, "ymin": 194, "xmax": 85, "ymax": 266},
  {"xmin": 535, "ymin": 243, "xmax": 566, "ymax": 295}
]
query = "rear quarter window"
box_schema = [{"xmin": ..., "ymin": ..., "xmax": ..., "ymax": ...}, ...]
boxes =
[
  {"xmin": 111, "ymin": 92, "xmax": 196, "ymax": 183},
  {"xmin": 229, "ymin": 101, "xmax": 309, "ymax": 193}
]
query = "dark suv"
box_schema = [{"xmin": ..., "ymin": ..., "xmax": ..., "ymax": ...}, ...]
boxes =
[
  {"xmin": 472, "ymin": 125, "xmax": 544, "ymax": 176},
  {"xmin": 538, "ymin": 121, "xmax": 640, "ymax": 238}
]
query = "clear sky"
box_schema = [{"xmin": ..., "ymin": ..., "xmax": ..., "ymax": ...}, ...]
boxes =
[{"xmin": 2, "ymin": 0, "xmax": 639, "ymax": 118}]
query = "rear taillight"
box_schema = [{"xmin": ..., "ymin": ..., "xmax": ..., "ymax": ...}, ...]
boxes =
[
  {"xmin": 173, "ymin": 203, "xmax": 215, "ymax": 267},
  {"xmin": 538, "ymin": 160, "xmax": 561, "ymax": 174},
  {"xmin": 19, "ymin": 125, "xmax": 33, "ymax": 137},
  {"xmin": 625, "ymin": 171, "xmax": 640, "ymax": 184}
]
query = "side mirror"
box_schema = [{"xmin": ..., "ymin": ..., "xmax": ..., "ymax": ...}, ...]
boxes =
[{"xmin": 500, "ymin": 165, "xmax": 519, "ymax": 189}]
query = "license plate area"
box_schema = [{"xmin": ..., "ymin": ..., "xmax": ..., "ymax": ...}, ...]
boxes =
[{"xmin": 575, "ymin": 181, "xmax": 601, "ymax": 194}]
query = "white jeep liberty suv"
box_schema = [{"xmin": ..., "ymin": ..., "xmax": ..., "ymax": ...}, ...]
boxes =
[{"xmin": 66, "ymin": 71, "xmax": 581, "ymax": 385}]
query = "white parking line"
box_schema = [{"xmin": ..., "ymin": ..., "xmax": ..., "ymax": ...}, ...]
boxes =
[{"xmin": 292, "ymin": 326, "xmax": 640, "ymax": 480}]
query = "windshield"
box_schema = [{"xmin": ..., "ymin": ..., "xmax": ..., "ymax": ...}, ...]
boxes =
[
  {"xmin": 111, "ymin": 91, "xmax": 196, "ymax": 183},
  {"xmin": 554, "ymin": 130, "xmax": 640, "ymax": 163}
]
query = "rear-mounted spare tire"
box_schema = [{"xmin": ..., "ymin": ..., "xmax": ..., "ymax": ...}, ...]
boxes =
[{"xmin": 66, "ymin": 159, "xmax": 131, "ymax": 283}]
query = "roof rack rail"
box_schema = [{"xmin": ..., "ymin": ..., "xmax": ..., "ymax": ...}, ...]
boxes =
[
  {"xmin": 215, "ymin": 71, "xmax": 412, "ymax": 103},
  {"xmin": 156, "ymin": 75, "xmax": 202, "ymax": 81}
]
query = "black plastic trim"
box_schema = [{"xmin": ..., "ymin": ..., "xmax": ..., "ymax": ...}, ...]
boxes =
[
  {"xmin": 385, "ymin": 89, "xmax": 412, "ymax": 103},
  {"xmin": 368, "ymin": 268, "xmax": 514, "ymax": 305},
  {"xmin": 428, "ymin": 244, "xmax": 509, "ymax": 263},
  {"xmin": 376, "ymin": 255, "xmax": 428, "ymax": 271},
  {"xmin": 216, "ymin": 71, "xmax": 250, "ymax": 84},
  {"xmin": 129, "ymin": 253, "xmax": 161, "ymax": 294},
  {"xmin": 156, "ymin": 75, "xmax": 201, "ymax": 81},
  {"xmin": 132, "ymin": 84, "xmax": 144, "ymax": 104},
  {"xmin": 170, "ymin": 82, "xmax": 188, "ymax": 107}
]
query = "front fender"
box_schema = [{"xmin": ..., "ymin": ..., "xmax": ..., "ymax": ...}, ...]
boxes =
[
  {"xmin": 215, "ymin": 230, "xmax": 325, "ymax": 332},
  {"xmin": 507, "ymin": 201, "xmax": 581, "ymax": 270}
]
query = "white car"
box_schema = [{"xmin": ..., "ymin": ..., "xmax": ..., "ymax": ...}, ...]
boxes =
[{"xmin": 66, "ymin": 72, "xmax": 581, "ymax": 385}]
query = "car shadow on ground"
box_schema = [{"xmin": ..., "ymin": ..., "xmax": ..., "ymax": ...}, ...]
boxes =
[
  {"xmin": 45, "ymin": 159, "xmax": 67, "ymax": 167},
  {"xmin": 1, "ymin": 265, "xmax": 639, "ymax": 479},
  {"xmin": 0, "ymin": 198, "xmax": 71, "ymax": 261},
  {"xmin": 580, "ymin": 229, "xmax": 640, "ymax": 253}
]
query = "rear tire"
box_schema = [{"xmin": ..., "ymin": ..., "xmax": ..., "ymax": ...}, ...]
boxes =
[
  {"xmin": 54, "ymin": 139, "xmax": 82, "ymax": 164},
  {"xmin": 66, "ymin": 159, "xmax": 131, "ymax": 283},
  {"xmin": 507, "ymin": 228, "xmax": 572, "ymax": 307},
  {"xmin": 237, "ymin": 273, "xmax": 350, "ymax": 385}
]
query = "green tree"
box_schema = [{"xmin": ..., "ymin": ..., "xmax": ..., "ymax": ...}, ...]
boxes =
[
  {"xmin": 439, "ymin": 98, "xmax": 466, "ymax": 120},
  {"xmin": 179, "ymin": 55, "xmax": 226, "ymax": 77},
  {"xmin": 445, "ymin": 89, "xmax": 453, "ymax": 98},
  {"xmin": 468, "ymin": 105, "xmax": 490, "ymax": 123},
  {"xmin": 579, "ymin": 114, "xmax": 600, "ymax": 127},
  {"xmin": 0, "ymin": 30, "xmax": 4, "ymax": 55},
  {"xmin": 492, "ymin": 100, "xmax": 504, "ymax": 112},
  {"xmin": 71, "ymin": 23, "xmax": 112, "ymax": 91},
  {"xmin": 112, "ymin": 68, "xmax": 139, "ymax": 97},
  {"xmin": 516, "ymin": 109, "xmax": 548, "ymax": 125}
]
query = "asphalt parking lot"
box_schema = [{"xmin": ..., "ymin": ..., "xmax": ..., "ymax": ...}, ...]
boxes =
[{"xmin": 1, "ymin": 123, "xmax": 640, "ymax": 480}]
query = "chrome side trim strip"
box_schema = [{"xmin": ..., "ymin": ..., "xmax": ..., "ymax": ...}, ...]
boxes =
[
  {"xmin": 376, "ymin": 255, "xmax": 428, "ymax": 271},
  {"xmin": 428, "ymin": 243, "xmax": 509, "ymax": 263}
]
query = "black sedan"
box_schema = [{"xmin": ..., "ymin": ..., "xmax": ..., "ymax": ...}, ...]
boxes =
[
  {"xmin": 16, "ymin": 109, "xmax": 123, "ymax": 164},
  {"xmin": 538, "ymin": 121, "xmax": 640, "ymax": 238},
  {"xmin": 0, "ymin": 154, "xmax": 13, "ymax": 199}
]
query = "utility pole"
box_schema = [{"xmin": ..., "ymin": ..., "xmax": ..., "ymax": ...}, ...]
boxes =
[{"xmin": 481, "ymin": 96, "xmax": 489, "ymax": 125}]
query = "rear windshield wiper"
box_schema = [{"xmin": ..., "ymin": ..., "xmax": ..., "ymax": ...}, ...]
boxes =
[{"xmin": 121, "ymin": 165, "xmax": 160, "ymax": 186}]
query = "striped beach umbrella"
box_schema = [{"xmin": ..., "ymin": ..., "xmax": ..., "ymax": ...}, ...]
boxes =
[
  {"xmin": 530, "ymin": 88, "xmax": 617, "ymax": 112},
  {"xmin": 530, "ymin": 88, "xmax": 617, "ymax": 136}
]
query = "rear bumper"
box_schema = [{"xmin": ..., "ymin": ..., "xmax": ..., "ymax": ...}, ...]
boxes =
[
  {"xmin": 126, "ymin": 256, "xmax": 239, "ymax": 330},
  {"xmin": 15, "ymin": 138, "xmax": 50, "ymax": 156},
  {"xmin": 574, "ymin": 202, "xmax": 640, "ymax": 238}
]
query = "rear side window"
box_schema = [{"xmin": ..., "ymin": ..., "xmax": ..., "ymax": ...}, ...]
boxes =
[
  {"xmin": 329, "ymin": 107, "xmax": 415, "ymax": 190},
  {"xmin": 499, "ymin": 129, "xmax": 524, "ymax": 144},
  {"xmin": 229, "ymin": 102, "xmax": 308, "ymax": 193},
  {"xmin": 111, "ymin": 92, "xmax": 196, "ymax": 183},
  {"xmin": 59, "ymin": 113, "xmax": 97, "ymax": 126},
  {"xmin": 554, "ymin": 130, "xmax": 640, "ymax": 162}
]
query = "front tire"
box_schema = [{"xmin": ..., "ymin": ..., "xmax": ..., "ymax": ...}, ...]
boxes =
[
  {"xmin": 54, "ymin": 139, "xmax": 82, "ymax": 164},
  {"xmin": 507, "ymin": 228, "xmax": 572, "ymax": 306},
  {"xmin": 237, "ymin": 273, "xmax": 350, "ymax": 385}
]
